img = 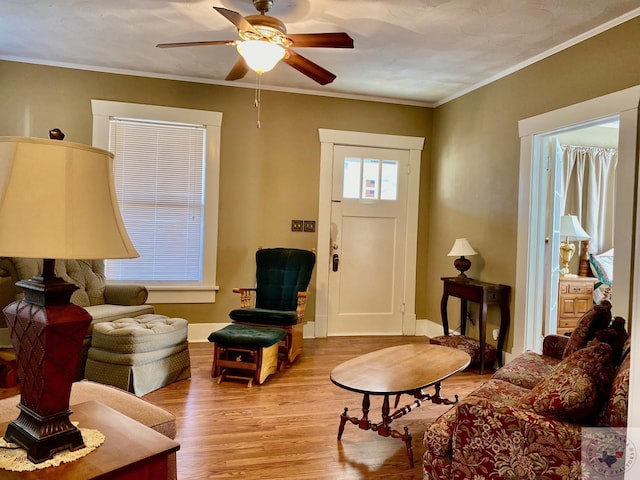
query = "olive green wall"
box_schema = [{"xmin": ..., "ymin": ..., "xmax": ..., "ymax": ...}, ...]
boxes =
[
  {"xmin": 2, "ymin": 16, "xmax": 639, "ymax": 346},
  {"xmin": 426, "ymin": 16, "xmax": 640, "ymax": 352},
  {"xmin": 0, "ymin": 60, "xmax": 433, "ymax": 325}
]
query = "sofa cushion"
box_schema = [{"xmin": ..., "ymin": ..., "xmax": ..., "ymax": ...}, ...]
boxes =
[
  {"xmin": 562, "ymin": 300, "xmax": 612, "ymax": 359},
  {"xmin": 530, "ymin": 342, "xmax": 614, "ymax": 422},
  {"xmin": 450, "ymin": 397, "xmax": 584, "ymax": 480},
  {"xmin": 491, "ymin": 351, "xmax": 561, "ymax": 389},
  {"xmin": 423, "ymin": 378, "xmax": 532, "ymax": 459},
  {"xmin": 469, "ymin": 378, "xmax": 533, "ymax": 406}
]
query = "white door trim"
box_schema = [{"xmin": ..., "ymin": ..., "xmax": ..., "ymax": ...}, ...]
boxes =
[
  {"xmin": 515, "ymin": 84, "xmax": 640, "ymax": 429},
  {"xmin": 315, "ymin": 129, "xmax": 424, "ymax": 338}
]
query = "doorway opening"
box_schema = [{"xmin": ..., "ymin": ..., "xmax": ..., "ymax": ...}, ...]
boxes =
[
  {"xmin": 538, "ymin": 118, "xmax": 619, "ymax": 343},
  {"xmin": 514, "ymin": 87, "xmax": 639, "ymax": 433}
]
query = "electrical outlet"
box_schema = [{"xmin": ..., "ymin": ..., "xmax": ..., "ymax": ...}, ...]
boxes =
[
  {"xmin": 492, "ymin": 328, "xmax": 499, "ymax": 341},
  {"xmin": 303, "ymin": 220, "xmax": 316, "ymax": 233},
  {"xmin": 291, "ymin": 220, "xmax": 303, "ymax": 232}
]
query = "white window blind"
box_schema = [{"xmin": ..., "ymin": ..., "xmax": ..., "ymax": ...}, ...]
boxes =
[{"xmin": 106, "ymin": 118, "xmax": 206, "ymax": 282}]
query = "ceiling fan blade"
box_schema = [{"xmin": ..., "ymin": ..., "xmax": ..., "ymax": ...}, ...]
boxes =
[
  {"xmin": 156, "ymin": 40, "xmax": 235, "ymax": 48},
  {"xmin": 213, "ymin": 7, "xmax": 261, "ymax": 36},
  {"xmin": 225, "ymin": 56, "xmax": 250, "ymax": 81},
  {"xmin": 283, "ymin": 50, "xmax": 336, "ymax": 85},
  {"xmin": 287, "ymin": 33, "xmax": 354, "ymax": 49}
]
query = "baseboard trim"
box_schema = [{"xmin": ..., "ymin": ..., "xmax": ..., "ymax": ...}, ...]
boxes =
[
  {"xmin": 187, "ymin": 320, "xmax": 510, "ymax": 352},
  {"xmin": 188, "ymin": 323, "xmax": 229, "ymax": 343},
  {"xmin": 415, "ymin": 318, "xmax": 446, "ymax": 338}
]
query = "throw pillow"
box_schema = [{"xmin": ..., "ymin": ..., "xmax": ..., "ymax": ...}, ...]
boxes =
[
  {"xmin": 530, "ymin": 342, "xmax": 614, "ymax": 422},
  {"xmin": 562, "ymin": 300, "xmax": 612, "ymax": 359},
  {"xmin": 589, "ymin": 249, "xmax": 614, "ymax": 285},
  {"xmin": 593, "ymin": 316, "xmax": 628, "ymax": 366},
  {"xmin": 596, "ymin": 352, "xmax": 630, "ymax": 428}
]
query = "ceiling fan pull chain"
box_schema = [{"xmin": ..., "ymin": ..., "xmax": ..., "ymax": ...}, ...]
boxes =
[{"xmin": 255, "ymin": 73, "xmax": 262, "ymax": 128}]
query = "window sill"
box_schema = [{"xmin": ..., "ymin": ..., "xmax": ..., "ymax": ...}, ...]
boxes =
[{"xmin": 146, "ymin": 285, "xmax": 219, "ymax": 304}]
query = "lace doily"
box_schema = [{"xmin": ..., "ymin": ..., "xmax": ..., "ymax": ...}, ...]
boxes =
[{"xmin": 0, "ymin": 427, "xmax": 105, "ymax": 472}]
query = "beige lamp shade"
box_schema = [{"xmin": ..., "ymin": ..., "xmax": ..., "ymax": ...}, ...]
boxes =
[
  {"xmin": 447, "ymin": 238, "xmax": 477, "ymax": 257},
  {"xmin": 0, "ymin": 136, "xmax": 138, "ymax": 259},
  {"xmin": 559, "ymin": 215, "xmax": 591, "ymax": 240}
]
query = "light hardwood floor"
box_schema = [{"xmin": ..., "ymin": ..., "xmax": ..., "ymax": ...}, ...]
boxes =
[
  {"xmin": 148, "ymin": 336, "xmax": 493, "ymax": 480},
  {"xmin": 0, "ymin": 336, "xmax": 493, "ymax": 479}
]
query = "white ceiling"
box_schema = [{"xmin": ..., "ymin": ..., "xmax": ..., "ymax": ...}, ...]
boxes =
[{"xmin": 2, "ymin": 0, "xmax": 639, "ymax": 106}]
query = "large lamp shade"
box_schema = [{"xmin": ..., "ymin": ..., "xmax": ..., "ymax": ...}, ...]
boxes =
[
  {"xmin": 0, "ymin": 135, "xmax": 137, "ymax": 463},
  {"xmin": 0, "ymin": 136, "xmax": 137, "ymax": 259}
]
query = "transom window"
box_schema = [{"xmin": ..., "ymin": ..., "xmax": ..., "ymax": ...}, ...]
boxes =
[{"xmin": 342, "ymin": 157, "xmax": 399, "ymax": 200}]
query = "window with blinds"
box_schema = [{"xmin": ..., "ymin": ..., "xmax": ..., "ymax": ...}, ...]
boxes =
[{"xmin": 106, "ymin": 119, "xmax": 206, "ymax": 282}]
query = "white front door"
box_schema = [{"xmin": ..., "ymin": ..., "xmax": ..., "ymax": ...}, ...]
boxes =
[{"xmin": 327, "ymin": 145, "xmax": 409, "ymax": 335}]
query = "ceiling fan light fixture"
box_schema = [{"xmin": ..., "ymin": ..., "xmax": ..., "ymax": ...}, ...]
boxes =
[{"xmin": 237, "ymin": 40, "xmax": 285, "ymax": 74}]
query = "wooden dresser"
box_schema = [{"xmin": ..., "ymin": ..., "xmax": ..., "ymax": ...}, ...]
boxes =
[{"xmin": 557, "ymin": 276, "xmax": 597, "ymax": 335}]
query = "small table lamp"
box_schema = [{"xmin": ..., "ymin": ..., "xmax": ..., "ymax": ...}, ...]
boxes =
[
  {"xmin": 448, "ymin": 238, "xmax": 477, "ymax": 281},
  {"xmin": 0, "ymin": 135, "xmax": 138, "ymax": 462},
  {"xmin": 559, "ymin": 215, "xmax": 590, "ymax": 277}
]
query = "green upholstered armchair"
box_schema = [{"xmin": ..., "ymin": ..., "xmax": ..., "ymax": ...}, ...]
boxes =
[{"xmin": 230, "ymin": 248, "xmax": 316, "ymax": 366}]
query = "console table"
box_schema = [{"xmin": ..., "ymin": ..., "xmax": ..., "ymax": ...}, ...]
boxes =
[
  {"xmin": 440, "ymin": 277, "xmax": 511, "ymax": 374},
  {"xmin": 0, "ymin": 400, "xmax": 179, "ymax": 479}
]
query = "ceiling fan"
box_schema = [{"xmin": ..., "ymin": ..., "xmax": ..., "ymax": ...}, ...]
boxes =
[{"xmin": 157, "ymin": 0, "xmax": 354, "ymax": 85}]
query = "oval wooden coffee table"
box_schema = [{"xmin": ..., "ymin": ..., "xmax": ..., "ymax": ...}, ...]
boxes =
[{"xmin": 330, "ymin": 343, "xmax": 470, "ymax": 468}]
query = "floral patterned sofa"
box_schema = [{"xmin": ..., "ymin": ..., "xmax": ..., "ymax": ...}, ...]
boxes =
[{"xmin": 423, "ymin": 300, "xmax": 630, "ymax": 480}]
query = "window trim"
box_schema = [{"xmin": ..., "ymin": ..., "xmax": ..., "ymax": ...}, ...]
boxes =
[{"xmin": 92, "ymin": 99, "xmax": 222, "ymax": 303}]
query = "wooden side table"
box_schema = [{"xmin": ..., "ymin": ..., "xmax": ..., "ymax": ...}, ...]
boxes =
[
  {"xmin": 440, "ymin": 277, "xmax": 511, "ymax": 374},
  {"xmin": 0, "ymin": 400, "xmax": 179, "ymax": 479}
]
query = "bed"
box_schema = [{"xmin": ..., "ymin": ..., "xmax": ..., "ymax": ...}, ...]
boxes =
[{"xmin": 588, "ymin": 248, "xmax": 613, "ymax": 303}]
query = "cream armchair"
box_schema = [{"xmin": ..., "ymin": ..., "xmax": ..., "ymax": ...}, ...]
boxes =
[{"xmin": 0, "ymin": 257, "xmax": 154, "ymax": 378}]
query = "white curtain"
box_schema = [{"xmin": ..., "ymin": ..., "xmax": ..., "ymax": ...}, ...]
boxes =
[{"xmin": 560, "ymin": 144, "xmax": 617, "ymax": 254}]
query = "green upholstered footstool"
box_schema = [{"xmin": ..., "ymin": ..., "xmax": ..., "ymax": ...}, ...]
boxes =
[{"xmin": 208, "ymin": 324, "xmax": 287, "ymax": 387}]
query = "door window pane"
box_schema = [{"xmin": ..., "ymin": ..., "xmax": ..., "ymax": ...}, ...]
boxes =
[
  {"xmin": 381, "ymin": 160, "xmax": 399, "ymax": 200},
  {"xmin": 362, "ymin": 158, "xmax": 380, "ymax": 199},
  {"xmin": 343, "ymin": 157, "xmax": 361, "ymax": 199}
]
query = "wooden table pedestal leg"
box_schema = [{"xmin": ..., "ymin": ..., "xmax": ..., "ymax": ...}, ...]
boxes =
[
  {"xmin": 403, "ymin": 427, "xmax": 414, "ymax": 468},
  {"xmin": 337, "ymin": 408, "xmax": 349, "ymax": 440}
]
